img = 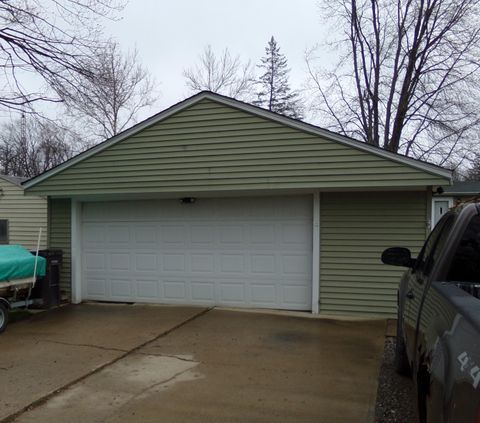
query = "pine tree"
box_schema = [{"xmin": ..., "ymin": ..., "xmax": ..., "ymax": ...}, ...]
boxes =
[{"xmin": 254, "ymin": 36, "xmax": 303, "ymax": 120}]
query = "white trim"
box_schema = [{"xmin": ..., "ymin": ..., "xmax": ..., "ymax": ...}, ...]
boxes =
[
  {"xmin": 23, "ymin": 92, "xmax": 451, "ymax": 189},
  {"xmin": 71, "ymin": 199, "xmax": 82, "ymax": 304},
  {"xmin": 312, "ymin": 191, "xmax": 320, "ymax": 314},
  {"xmin": 431, "ymin": 197, "xmax": 454, "ymax": 230}
]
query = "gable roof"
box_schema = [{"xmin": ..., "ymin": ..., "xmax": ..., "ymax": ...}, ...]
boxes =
[
  {"xmin": 23, "ymin": 91, "xmax": 451, "ymax": 190},
  {"xmin": 0, "ymin": 174, "xmax": 26, "ymax": 187}
]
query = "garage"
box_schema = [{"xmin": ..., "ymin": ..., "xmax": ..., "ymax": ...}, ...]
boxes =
[
  {"xmin": 24, "ymin": 91, "xmax": 451, "ymax": 316},
  {"xmin": 81, "ymin": 196, "xmax": 313, "ymax": 310}
]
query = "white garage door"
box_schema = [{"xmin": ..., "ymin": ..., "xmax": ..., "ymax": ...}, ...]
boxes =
[{"xmin": 81, "ymin": 196, "xmax": 313, "ymax": 310}]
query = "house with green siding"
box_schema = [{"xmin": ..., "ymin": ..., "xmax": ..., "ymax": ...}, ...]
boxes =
[
  {"xmin": 0, "ymin": 175, "xmax": 47, "ymax": 249},
  {"xmin": 23, "ymin": 92, "xmax": 452, "ymax": 317}
]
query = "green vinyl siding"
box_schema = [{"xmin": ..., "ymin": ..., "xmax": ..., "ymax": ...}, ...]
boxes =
[
  {"xmin": 48, "ymin": 198, "xmax": 71, "ymax": 297},
  {"xmin": 320, "ymin": 191, "xmax": 427, "ymax": 317},
  {"xmin": 0, "ymin": 178, "xmax": 47, "ymax": 249},
  {"xmin": 27, "ymin": 99, "xmax": 448, "ymax": 196}
]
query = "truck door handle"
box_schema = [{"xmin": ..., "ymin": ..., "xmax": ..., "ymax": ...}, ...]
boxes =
[{"xmin": 406, "ymin": 290, "xmax": 415, "ymax": 300}]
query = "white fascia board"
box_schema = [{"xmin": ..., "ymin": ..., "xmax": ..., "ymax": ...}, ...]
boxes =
[{"xmin": 23, "ymin": 91, "xmax": 452, "ymax": 189}]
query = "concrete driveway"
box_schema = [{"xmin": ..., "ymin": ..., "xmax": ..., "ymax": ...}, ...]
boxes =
[{"xmin": 0, "ymin": 304, "xmax": 385, "ymax": 423}]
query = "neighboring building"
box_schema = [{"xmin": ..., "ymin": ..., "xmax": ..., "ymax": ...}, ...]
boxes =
[
  {"xmin": 0, "ymin": 175, "xmax": 47, "ymax": 249},
  {"xmin": 24, "ymin": 92, "xmax": 451, "ymax": 317},
  {"xmin": 432, "ymin": 181, "xmax": 480, "ymax": 228}
]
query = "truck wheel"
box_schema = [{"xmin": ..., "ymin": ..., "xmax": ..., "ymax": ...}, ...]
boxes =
[
  {"xmin": 0, "ymin": 302, "xmax": 8, "ymax": 333},
  {"xmin": 395, "ymin": 315, "xmax": 411, "ymax": 375}
]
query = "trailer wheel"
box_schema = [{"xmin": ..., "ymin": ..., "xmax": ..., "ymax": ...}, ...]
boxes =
[{"xmin": 0, "ymin": 302, "xmax": 9, "ymax": 333}]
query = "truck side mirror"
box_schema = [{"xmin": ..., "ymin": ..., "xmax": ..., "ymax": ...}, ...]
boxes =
[{"xmin": 381, "ymin": 247, "xmax": 415, "ymax": 267}]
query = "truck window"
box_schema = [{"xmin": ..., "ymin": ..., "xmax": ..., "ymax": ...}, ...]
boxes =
[
  {"xmin": 447, "ymin": 215, "xmax": 480, "ymax": 283},
  {"xmin": 416, "ymin": 215, "xmax": 454, "ymax": 276}
]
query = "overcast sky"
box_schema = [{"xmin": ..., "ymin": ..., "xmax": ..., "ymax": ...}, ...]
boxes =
[{"xmin": 104, "ymin": 0, "xmax": 327, "ymax": 118}]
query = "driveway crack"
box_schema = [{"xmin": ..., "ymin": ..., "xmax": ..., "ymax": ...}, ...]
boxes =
[
  {"xmin": 39, "ymin": 339, "xmax": 127, "ymax": 353},
  {"xmin": 127, "ymin": 367, "xmax": 196, "ymax": 405},
  {"xmin": 135, "ymin": 352, "xmax": 198, "ymax": 363}
]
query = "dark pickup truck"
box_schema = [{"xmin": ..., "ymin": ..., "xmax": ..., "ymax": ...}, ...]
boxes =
[{"xmin": 382, "ymin": 203, "xmax": 480, "ymax": 423}]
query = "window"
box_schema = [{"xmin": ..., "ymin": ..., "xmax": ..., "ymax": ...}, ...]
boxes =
[
  {"xmin": 0, "ymin": 220, "xmax": 8, "ymax": 244},
  {"xmin": 416, "ymin": 214, "xmax": 454, "ymax": 276},
  {"xmin": 447, "ymin": 215, "xmax": 480, "ymax": 284}
]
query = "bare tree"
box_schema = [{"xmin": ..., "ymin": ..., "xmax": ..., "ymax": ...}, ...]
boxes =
[
  {"xmin": 0, "ymin": 116, "xmax": 82, "ymax": 177},
  {"xmin": 465, "ymin": 157, "xmax": 480, "ymax": 181},
  {"xmin": 306, "ymin": 0, "xmax": 480, "ymax": 165},
  {"xmin": 183, "ymin": 45, "xmax": 254, "ymax": 101},
  {"xmin": 0, "ymin": 0, "xmax": 123, "ymax": 112},
  {"xmin": 62, "ymin": 40, "xmax": 158, "ymax": 140}
]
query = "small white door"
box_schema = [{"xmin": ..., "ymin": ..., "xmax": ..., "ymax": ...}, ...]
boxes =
[
  {"xmin": 80, "ymin": 196, "xmax": 313, "ymax": 310},
  {"xmin": 432, "ymin": 199, "xmax": 452, "ymax": 228}
]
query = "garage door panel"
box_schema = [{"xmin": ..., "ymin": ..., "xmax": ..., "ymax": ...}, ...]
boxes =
[
  {"xmin": 251, "ymin": 284, "xmax": 277, "ymax": 305},
  {"xmin": 84, "ymin": 252, "xmax": 106, "ymax": 270},
  {"xmin": 164, "ymin": 280, "xmax": 186, "ymax": 300},
  {"xmin": 283, "ymin": 284, "xmax": 311, "ymax": 306},
  {"xmin": 191, "ymin": 254, "xmax": 214, "ymax": 272},
  {"xmin": 135, "ymin": 279, "xmax": 158, "ymax": 299},
  {"xmin": 134, "ymin": 253, "xmax": 157, "ymax": 271},
  {"xmin": 110, "ymin": 279, "xmax": 132, "ymax": 298},
  {"xmin": 110, "ymin": 253, "xmax": 130, "ymax": 271},
  {"xmin": 85, "ymin": 278, "xmax": 107, "ymax": 297},
  {"xmin": 83, "ymin": 224, "xmax": 106, "ymax": 244},
  {"xmin": 220, "ymin": 253, "xmax": 245, "ymax": 273},
  {"xmin": 81, "ymin": 196, "xmax": 312, "ymax": 310},
  {"xmin": 219, "ymin": 282, "xmax": 246, "ymax": 303},
  {"xmin": 282, "ymin": 254, "xmax": 312, "ymax": 275},
  {"xmin": 251, "ymin": 254, "xmax": 276, "ymax": 274},
  {"xmin": 134, "ymin": 225, "xmax": 157, "ymax": 245},
  {"xmin": 189, "ymin": 225, "xmax": 212, "ymax": 243},
  {"xmin": 282, "ymin": 224, "xmax": 312, "ymax": 245},
  {"xmin": 162, "ymin": 254, "xmax": 185, "ymax": 271},
  {"xmin": 158, "ymin": 222, "xmax": 186, "ymax": 247},
  {"xmin": 191, "ymin": 281, "xmax": 215, "ymax": 302},
  {"xmin": 219, "ymin": 225, "xmax": 244, "ymax": 244},
  {"xmin": 250, "ymin": 224, "xmax": 275, "ymax": 244},
  {"xmin": 107, "ymin": 225, "xmax": 130, "ymax": 244}
]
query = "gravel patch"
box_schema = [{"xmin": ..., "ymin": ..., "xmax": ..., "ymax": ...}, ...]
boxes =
[{"xmin": 375, "ymin": 337, "xmax": 419, "ymax": 423}]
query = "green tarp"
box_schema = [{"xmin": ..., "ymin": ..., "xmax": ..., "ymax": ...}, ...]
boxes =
[{"xmin": 0, "ymin": 245, "xmax": 46, "ymax": 281}]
